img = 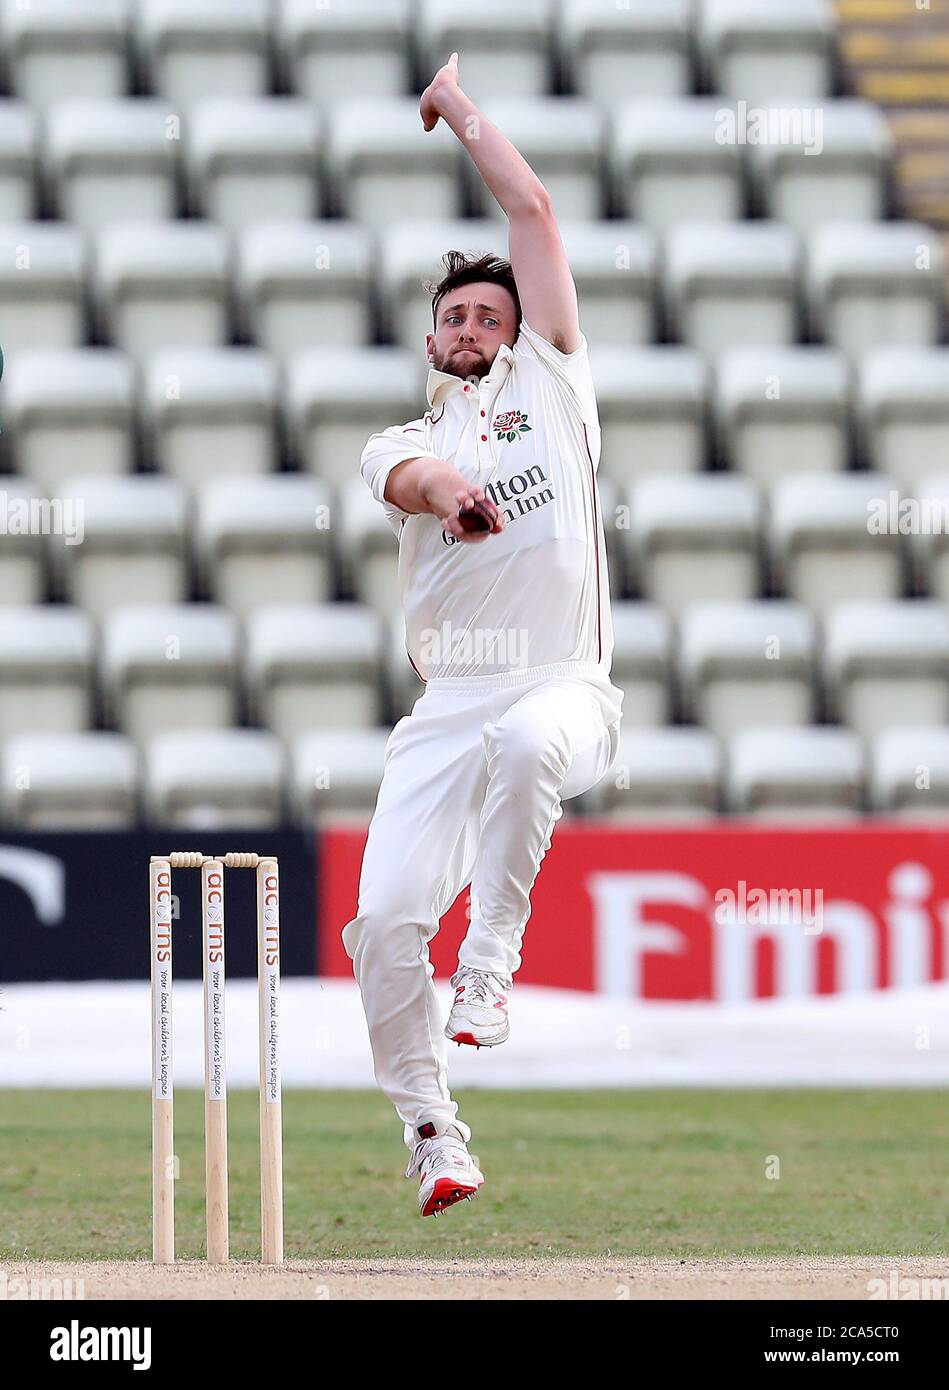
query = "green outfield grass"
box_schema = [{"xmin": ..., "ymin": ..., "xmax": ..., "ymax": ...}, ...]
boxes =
[{"xmin": 0, "ymin": 1089, "xmax": 946, "ymax": 1261}]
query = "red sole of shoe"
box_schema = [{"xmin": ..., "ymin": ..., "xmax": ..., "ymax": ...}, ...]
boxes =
[
  {"xmin": 449, "ymin": 1031, "xmax": 482, "ymax": 1048},
  {"xmin": 422, "ymin": 1177, "xmax": 480, "ymax": 1218}
]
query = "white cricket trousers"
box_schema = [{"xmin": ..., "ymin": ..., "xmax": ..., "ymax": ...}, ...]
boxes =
[{"xmin": 341, "ymin": 658, "xmax": 623, "ymax": 1148}]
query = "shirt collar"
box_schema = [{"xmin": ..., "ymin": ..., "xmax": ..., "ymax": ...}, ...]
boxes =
[{"xmin": 425, "ymin": 342, "xmax": 515, "ymax": 409}]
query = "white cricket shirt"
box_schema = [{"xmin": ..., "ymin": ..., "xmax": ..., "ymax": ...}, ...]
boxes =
[{"xmin": 361, "ymin": 318, "xmax": 622, "ymax": 718}]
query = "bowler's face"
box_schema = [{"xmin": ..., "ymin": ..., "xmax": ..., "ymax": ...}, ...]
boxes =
[{"xmin": 426, "ymin": 281, "xmax": 519, "ymax": 380}]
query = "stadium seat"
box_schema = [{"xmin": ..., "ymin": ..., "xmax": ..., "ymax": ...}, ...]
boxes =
[
  {"xmin": 244, "ymin": 603, "xmax": 385, "ymax": 739},
  {"xmin": 559, "ymin": 222, "xmax": 657, "ymax": 346},
  {"xmin": 45, "ymin": 99, "xmax": 179, "ymax": 231},
  {"xmin": 337, "ymin": 478, "xmax": 400, "ymax": 619},
  {"xmin": 608, "ymin": 602, "xmax": 674, "ymax": 727},
  {"xmin": 664, "ymin": 222, "xmax": 801, "ymax": 357},
  {"xmin": 858, "ymin": 348, "xmax": 949, "ymax": 491},
  {"xmin": 186, "ymin": 98, "xmax": 322, "ymax": 230},
  {"xmin": 715, "ymin": 346, "xmax": 851, "ymax": 483},
  {"xmin": 699, "ymin": 0, "xmax": 835, "ymax": 104},
  {"xmin": 558, "ymin": 0, "xmax": 694, "ymax": 105},
  {"xmin": 328, "ymin": 98, "xmax": 462, "ymax": 229},
  {"xmin": 769, "ymin": 473, "xmax": 906, "ymax": 618},
  {"xmin": 0, "ymin": 606, "xmax": 95, "ymax": 738},
  {"xmin": 195, "ymin": 475, "xmax": 334, "ymax": 617},
  {"xmin": 95, "ymin": 221, "xmax": 231, "ymax": 360},
  {"xmin": 474, "ymin": 100, "xmax": 605, "ymax": 222},
  {"xmin": 276, "ymin": 0, "xmax": 412, "ymax": 105},
  {"xmin": 378, "ymin": 220, "xmax": 507, "ymax": 351},
  {"xmin": 1, "ymin": 349, "xmax": 135, "ymax": 491},
  {"xmin": 871, "ymin": 727, "xmax": 949, "ymax": 820},
  {"xmin": 679, "ymin": 600, "xmax": 818, "ymax": 739},
  {"xmin": 286, "ymin": 347, "xmax": 419, "ymax": 489},
  {"xmin": 808, "ymin": 222, "xmax": 946, "ymax": 359},
  {"xmin": 625, "ymin": 475, "xmax": 762, "ymax": 617},
  {"xmin": 416, "ymin": 0, "xmax": 553, "ymax": 107},
  {"xmin": 136, "ymin": 0, "xmax": 272, "ymax": 106},
  {"xmin": 292, "ymin": 728, "xmax": 391, "ymax": 822},
  {"xmin": 144, "ymin": 728, "xmax": 284, "ymax": 828},
  {"xmin": 0, "ymin": 102, "xmax": 39, "ymax": 220},
  {"xmin": 912, "ymin": 475, "xmax": 949, "ymax": 604},
  {"xmin": 751, "ymin": 100, "xmax": 891, "ymax": 236},
  {"xmin": 1, "ymin": 730, "xmax": 138, "ymax": 830},
  {"xmin": 142, "ymin": 347, "xmax": 279, "ymax": 485},
  {"xmin": 591, "ymin": 726, "xmax": 722, "ymax": 821},
  {"xmin": 0, "ymin": 224, "xmax": 87, "ymax": 354},
  {"xmin": 612, "ymin": 100, "xmax": 744, "ymax": 235},
  {"xmin": 824, "ymin": 600, "xmax": 949, "ymax": 741},
  {"xmin": 592, "ymin": 348, "xmax": 708, "ymax": 480},
  {"xmin": 54, "ymin": 475, "xmax": 188, "ymax": 620},
  {"xmin": 2, "ymin": 0, "xmax": 130, "ymax": 108},
  {"xmin": 727, "ymin": 726, "xmax": 865, "ymax": 820},
  {"xmin": 237, "ymin": 220, "xmax": 373, "ymax": 358},
  {"xmin": 0, "ymin": 475, "xmax": 46, "ymax": 604},
  {"xmin": 101, "ymin": 603, "xmax": 240, "ymax": 743}
]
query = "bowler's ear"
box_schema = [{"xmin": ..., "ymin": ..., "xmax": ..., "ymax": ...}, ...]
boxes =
[{"xmin": 425, "ymin": 332, "xmax": 435, "ymax": 364}]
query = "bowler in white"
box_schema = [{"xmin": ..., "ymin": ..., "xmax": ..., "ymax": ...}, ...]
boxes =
[{"xmin": 342, "ymin": 53, "xmax": 624, "ymax": 1219}]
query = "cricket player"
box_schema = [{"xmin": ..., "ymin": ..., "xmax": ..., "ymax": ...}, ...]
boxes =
[{"xmin": 342, "ymin": 54, "xmax": 624, "ymax": 1217}]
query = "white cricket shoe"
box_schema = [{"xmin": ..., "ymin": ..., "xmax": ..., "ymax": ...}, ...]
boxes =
[
  {"xmin": 445, "ymin": 966, "xmax": 512, "ymax": 1048},
  {"xmin": 405, "ymin": 1128, "xmax": 485, "ymax": 1218}
]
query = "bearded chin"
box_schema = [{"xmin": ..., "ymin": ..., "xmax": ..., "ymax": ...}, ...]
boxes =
[{"xmin": 433, "ymin": 349, "xmax": 491, "ymax": 380}]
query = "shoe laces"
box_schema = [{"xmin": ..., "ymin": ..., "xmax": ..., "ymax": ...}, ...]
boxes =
[
  {"xmin": 455, "ymin": 968, "xmax": 511, "ymax": 1006},
  {"xmin": 405, "ymin": 1133, "xmax": 467, "ymax": 1180}
]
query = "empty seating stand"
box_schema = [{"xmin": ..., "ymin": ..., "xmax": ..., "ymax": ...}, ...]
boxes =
[
  {"xmin": 142, "ymin": 347, "xmax": 279, "ymax": 485},
  {"xmin": 699, "ymin": 0, "xmax": 835, "ymax": 106},
  {"xmin": 612, "ymin": 100, "xmax": 744, "ymax": 235},
  {"xmin": 237, "ymin": 220, "xmax": 373, "ymax": 357},
  {"xmin": 715, "ymin": 346, "xmax": 850, "ymax": 483},
  {"xmin": 292, "ymin": 728, "xmax": 391, "ymax": 822},
  {"xmin": 45, "ymin": 99, "xmax": 179, "ymax": 231},
  {"xmin": 1, "ymin": 349, "xmax": 135, "ymax": 491},
  {"xmin": 286, "ymin": 347, "xmax": 419, "ymax": 489},
  {"xmin": 244, "ymin": 603, "xmax": 385, "ymax": 740},
  {"xmin": 95, "ymin": 221, "xmax": 232, "ymax": 361},
  {"xmin": 664, "ymin": 222, "xmax": 801, "ymax": 357},
  {"xmin": 276, "ymin": 0, "xmax": 412, "ymax": 105},
  {"xmin": 591, "ymin": 726, "xmax": 722, "ymax": 822},
  {"xmin": 1, "ymin": 730, "xmax": 139, "ymax": 830},
  {"xmin": 55, "ymin": 474, "xmax": 188, "ymax": 620},
  {"xmin": 727, "ymin": 726, "xmax": 865, "ymax": 821},
  {"xmin": 0, "ymin": 606, "xmax": 95, "ymax": 739},
  {"xmin": 136, "ymin": 0, "xmax": 272, "ymax": 107},
  {"xmin": 0, "ymin": 223, "xmax": 87, "ymax": 354},
  {"xmin": 679, "ymin": 600, "xmax": 817, "ymax": 740},
  {"xmin": 186, "ymin": 98, "xmax": 322, "ymax": 230},
  {"xmin": 824, "ymin": 600, "xmax": 949, "ymax": 741},
  {"xmin": 559, "ymin": 0, "xmax": 694, "ymax": 105},
  {"xmin": 0, "ymin": 102, "xmax": 39, "ymax": 221},
  {"xmin": 416, "ymin": 0, "xmax": 552, "ymax": 107},
  {"xmin": 195, "ymin": 474, "xmax": 334, "ymax": 617},
  {"xmin": 593, "ymin": 347, "xmax": 707, "ymax": 480},
  {"xmin": 769, "ymin": 472, "xmax": 906, "ymax": 618},
  {"xmin": 144, "ymin": 727, "xmax": 284, "ymax": 828},
  {"xmin": 3, "ymin": 0, "xmax": 131, "ymax": 109},
  {"xmin": 625, "ymin": 474, "xmax": 762, "ymax": 617},
  {"xmin": 101, "ymin": 603, "xmax": 240, "ymax": 743},
  {"xmin": 808, "ymin": 222, "xmax": 946, "ymax": 359}
]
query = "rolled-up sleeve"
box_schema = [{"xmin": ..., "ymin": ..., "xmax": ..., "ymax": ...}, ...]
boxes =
[{"xmin": 360, "ymin": 418, "xmax": 431, "ymax": 536}]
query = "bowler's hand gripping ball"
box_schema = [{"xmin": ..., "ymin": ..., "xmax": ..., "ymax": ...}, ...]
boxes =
[{"xmin": 457, "ymin": 498, "xmax": 499, "ymax": 533}]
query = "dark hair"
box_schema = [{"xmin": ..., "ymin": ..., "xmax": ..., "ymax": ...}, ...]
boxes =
[{"xmin": 426, "ymin": 251, "xmax": 522, "ymax": 332}]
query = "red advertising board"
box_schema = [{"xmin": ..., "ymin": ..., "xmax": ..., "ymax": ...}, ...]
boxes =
[{"xmin": 319, "ymin": 823, "xmax": 949, "ymax": 1001}]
